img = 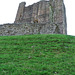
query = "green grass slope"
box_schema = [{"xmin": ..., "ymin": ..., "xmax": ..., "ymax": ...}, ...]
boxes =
[{"xmin": 0, "ymin": 34, "xmax": 75, "ymax": 75}]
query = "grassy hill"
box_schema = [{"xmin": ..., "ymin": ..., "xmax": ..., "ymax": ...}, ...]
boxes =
[{"xmin": 0, "ymin": 34, "xmax": 75, "ymax": 75}]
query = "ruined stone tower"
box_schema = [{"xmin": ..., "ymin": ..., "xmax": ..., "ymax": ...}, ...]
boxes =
[
  {"xmin": 14, "ymin": 0, "xmax": 67, "ymax": 34},
  {"xmin": 49, "ymin": 0, "xmax": 67, "ymax": 34},
  {"xmin": 0, "ymin": 0, "xmax": 67, "ymax": 36},
  {"xmin": 15, "ymin": 0, "xmax": 50, "ymax": 23}
]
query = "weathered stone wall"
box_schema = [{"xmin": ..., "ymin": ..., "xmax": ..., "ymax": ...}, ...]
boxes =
[
  {"xmin": 49, "ymin": 0, "xmax": 67, "ymax": 34},
  {"xmin": 15, "ymin": 2, "xmax": 26, "ymax": 23},
  {"xmin": 15, "ymin": 1, "xmax": 50, "ymax": 23},
  {"xmin": 0, "ymin": 0, "xmax": 67, "ymax": 36},
  {"xmin": 0, "ymin": 22, "xmax": 64, "ymax": 36}
]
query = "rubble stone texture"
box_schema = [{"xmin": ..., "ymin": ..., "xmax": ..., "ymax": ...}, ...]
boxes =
[{"xmin": 0, "ymin": 0, "xmax": 67, "ymax": 36}]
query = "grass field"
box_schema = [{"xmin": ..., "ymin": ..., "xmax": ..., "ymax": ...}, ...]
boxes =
[{"xmin": 0, "ymin": 34, "xmax": 75, "ymax": 75}]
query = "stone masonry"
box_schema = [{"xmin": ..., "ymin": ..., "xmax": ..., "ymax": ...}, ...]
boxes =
[
  {"xmin": 15, "ymin": 1, "xmax": 50, "ymax": 23},
  {"xmin": 0, "ymin": 0, "xmax": 67, "ymax": 36},
  {"xmin": 0, "ymin": 22, "xmax": 64, "ymax": 36}
]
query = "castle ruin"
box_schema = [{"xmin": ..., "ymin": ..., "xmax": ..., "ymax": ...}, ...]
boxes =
[
  {"xmin": 0, "ymin": 0, "xmax": 67, "ymax": 36},
  {"xmin": 15, "ymin": 1, "xmax": 50, "ymax": 23}
]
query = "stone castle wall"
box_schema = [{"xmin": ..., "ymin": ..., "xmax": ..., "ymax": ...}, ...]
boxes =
[
  {"xmin": 15, "ymin": 1, "xmax": 50, "ymax": 23},
  {"xmin": 0, "ymin": 22, "xmax": 64, "ymax": 36},
  {"xmin": 0, "ymin": 0, "xmax": 67, "ymax": 36}
]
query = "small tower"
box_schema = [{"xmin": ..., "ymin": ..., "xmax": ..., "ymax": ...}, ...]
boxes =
[
  {"xmin": 14, "ymin": 2, "xmax": 26, "ymax": 23},
  {"xmin": 49, "ymin": 0, "xmax": 67, "ymax": 34}
]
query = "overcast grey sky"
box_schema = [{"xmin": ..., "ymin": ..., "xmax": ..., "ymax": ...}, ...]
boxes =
[{"xmin": 0, "ymin": 0, "xmax": 75, "ymax": 36}]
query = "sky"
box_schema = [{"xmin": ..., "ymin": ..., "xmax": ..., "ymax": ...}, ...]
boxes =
[{"xmin": 0, "ymin": 0, "xmax": 75, "ymax": 36}]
